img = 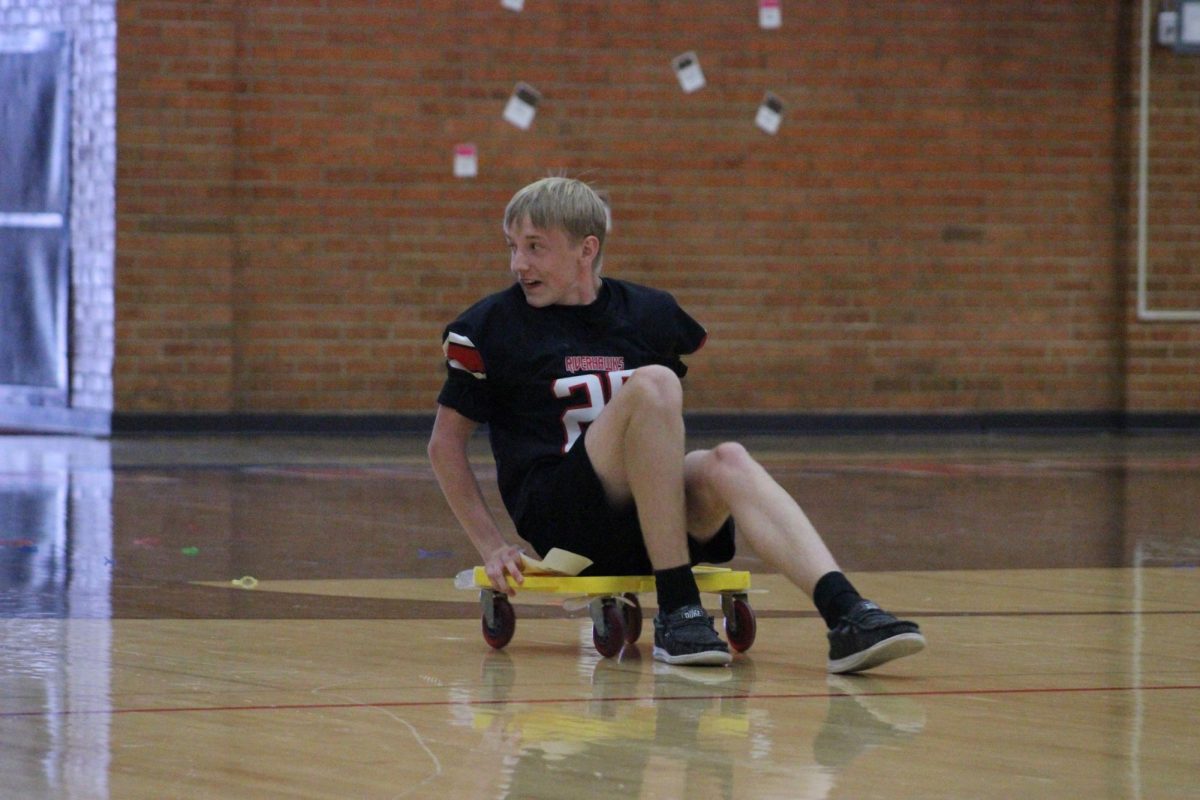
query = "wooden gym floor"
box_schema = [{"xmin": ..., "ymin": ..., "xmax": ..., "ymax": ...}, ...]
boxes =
[{"xmin": 1, "ymin": 431, "xmax": 1198, "ymax": 799}]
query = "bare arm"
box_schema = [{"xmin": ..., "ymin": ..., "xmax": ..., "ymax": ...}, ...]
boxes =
[{"xmin": 427, "ymin": 404, "xmax": 525, "ymax": 595}]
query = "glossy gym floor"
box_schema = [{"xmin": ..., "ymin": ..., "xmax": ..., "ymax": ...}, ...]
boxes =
[{"xmin": 1, "ymin": 431, "xmax": 1198, "ymax": 799}]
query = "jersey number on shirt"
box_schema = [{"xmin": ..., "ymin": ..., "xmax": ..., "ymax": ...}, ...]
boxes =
[{"xmin": 553, "ymin": 369, "xmax": 636, "ymax": 452}]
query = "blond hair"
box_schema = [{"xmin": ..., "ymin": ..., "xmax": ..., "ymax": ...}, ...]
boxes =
[{"xmin": 504, "ymin": 177, "xmax": 608, "ymax": 272}]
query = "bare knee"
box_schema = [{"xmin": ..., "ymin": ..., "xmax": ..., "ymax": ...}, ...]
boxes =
[
  {"xmin": 620, "ymin": 365, "xmax": 682, "ymax": 411},
  {"xmin": 691, "ymin": 443, "xmax": 753, "ymax": 501},
  {"xmin": 685, "ymin": 443, "xmax": 755, "ymax": 533},
  {"xmin": 712, "ymin": 441, "xmax": 753, "ymax": 468}
]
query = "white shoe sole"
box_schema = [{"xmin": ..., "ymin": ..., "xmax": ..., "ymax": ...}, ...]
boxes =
[
  {"xmin": 828, "ymin": 632, "xmax": 926, "ymax": 675},
  {"xmin": 652, "ymin": 646, "xmax": 733, "ymax": 666}
]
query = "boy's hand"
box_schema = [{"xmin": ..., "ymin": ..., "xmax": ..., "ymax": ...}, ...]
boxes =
[{"xmin": 485, "ymin": 543, "xmax": 526, "ymax": 596}]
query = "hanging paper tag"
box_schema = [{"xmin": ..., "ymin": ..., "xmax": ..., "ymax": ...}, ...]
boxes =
[
  {"xmin": 755, "ymin": 92, "xmax": 784, "ymax": 135},
  {"xmin": 503, "ymin": 81, "xmax": 541, "ymax": 130},
  {"xmin": 453, "ymin": 143, "xmax": 478, "ymax": 178},
  {"xmin": 501, "ymin": 0, "xmax": 524, "ymax": 10},
  {"xmin": 759, "ymin": 0, "xmax": 782, "ymax": 30},
  {"xmin": 672, "ymin": 51, "xmax": 706, "ymax": 94}
]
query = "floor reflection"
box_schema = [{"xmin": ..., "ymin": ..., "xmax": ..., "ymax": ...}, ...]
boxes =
[
  {"xmin": 814, "ymin": 675, "xmax": 927, "ymax": 771},
  {"xmin": 0, "ymin": 437, "xmax": 113, "ymax": 799},
  {"xmin": 0, "ymin": 438, "xmax": 112, "ymax": 618},
  {"xmin": 1, "ymin": 432, "xmax": 1197, "ymax": 798},
  {"xmin": 96, "ymin": 434, "xmax": 1200, "ymax": 616},
  {"xmin": 458, "ymin": 637, "xmax": 928, "ymax": 800}
]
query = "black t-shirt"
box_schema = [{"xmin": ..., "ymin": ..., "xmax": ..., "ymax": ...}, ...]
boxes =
[{"xmin": 437, "ymin": 278, "xmax": 707, "ymax": 523}]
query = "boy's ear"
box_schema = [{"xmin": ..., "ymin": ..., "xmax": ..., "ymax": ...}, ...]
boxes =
[{"xmin": 580, "ymin": 234, "xmax": 600, "ymax": 261}]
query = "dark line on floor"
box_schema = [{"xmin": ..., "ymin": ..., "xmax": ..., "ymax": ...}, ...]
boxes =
[{"xmin": 3, "ymin": 683, "xmax": 1197, "ymax": 720}]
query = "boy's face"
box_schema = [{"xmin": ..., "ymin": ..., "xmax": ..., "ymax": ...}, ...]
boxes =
[{"xmin": 505, "ymin": 215, "xmax": 599, "ymax": 308}]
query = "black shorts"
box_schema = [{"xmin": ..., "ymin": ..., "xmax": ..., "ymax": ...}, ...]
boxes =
[{"xmin": 514, "ymin": 433, "xmax": 736, "ymax": 576}]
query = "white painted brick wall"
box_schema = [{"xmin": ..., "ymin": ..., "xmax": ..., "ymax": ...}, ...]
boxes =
[{"xmin": 1, "ymin": 0, "xmax": 115, "ymax": 415}]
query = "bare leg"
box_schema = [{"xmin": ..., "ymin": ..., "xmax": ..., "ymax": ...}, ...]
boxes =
[
  {"xmin": 685, "ymin": 442, "xmax": 926, "ymax": 673},
  {"xmin": 684, "ymin": 442, "xmax": 840, "ymax": 595},
  {"xmin": 584, "ymin": 365, "xmax": 690, "ymax": 569},
  {"xmin": 584, "ymin": 366, "xmax": 732, "ymax": 665}
]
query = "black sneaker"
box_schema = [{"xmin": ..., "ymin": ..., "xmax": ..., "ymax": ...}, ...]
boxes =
[
  {"xmin": 827, "ymin": 600, "xmax": 925, "ymax": 674},
  {"xmin": 652, "ymin": 604, "xmax": 732, "ymax": 666}
]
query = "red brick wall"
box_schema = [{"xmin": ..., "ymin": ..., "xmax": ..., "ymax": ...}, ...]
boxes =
[
  {"xmin": 1125, "ymin": 2, "xmax": 1200, "ymax": 412},
  {"xmin": 118, "ymin": 2, "xmax": 237, "ymax": 411},
  {"xmin": 115, "ymin": 1, "xmax": 1200, "ymax": 416}
]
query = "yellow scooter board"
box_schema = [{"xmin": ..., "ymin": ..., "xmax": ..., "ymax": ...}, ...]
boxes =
[{"xmin": 455, "ymin": 553, "xmax": 756, "ymax": 658}]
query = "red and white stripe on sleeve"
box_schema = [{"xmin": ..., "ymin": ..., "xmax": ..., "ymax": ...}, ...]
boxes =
[{"xmin": 443, "ymin": 331, "xmax": 486, "ymax": 379}]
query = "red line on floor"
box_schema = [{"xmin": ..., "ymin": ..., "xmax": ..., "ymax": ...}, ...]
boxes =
[{"xmin": 3, "ymin": 683, "xmax": 1198, "ymax": 719}]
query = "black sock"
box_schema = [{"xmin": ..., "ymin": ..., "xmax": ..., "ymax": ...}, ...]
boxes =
[
  {"xmin": 813, "ymin": 571, "xmax": 864, "ymax": 629},
  {"xmin": 655, "ymin": 564, "xmax": 701, "ymax": 615}
]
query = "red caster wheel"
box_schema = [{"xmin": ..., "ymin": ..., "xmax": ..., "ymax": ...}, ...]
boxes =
[
  {"xmin": 722, "ymin": 593, "xmax": 756, "ymax": 653},
  {"xmin": 590, "ymin": 597, "xmax": 626, "ymax": 658},
  {"xmin": 481, "ymin": 591, "xmax": 516, "ymax": 650},
  {"xmin": 621, "ymin": 593, "xmax": 643, "ymax": 644}
]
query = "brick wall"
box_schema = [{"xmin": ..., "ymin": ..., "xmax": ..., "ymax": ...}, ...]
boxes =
[
  {"xmin": 114, "ymin": 1, "xmax": 1199, "ymax": 417},
  {"xmin": 1125, "ymin": 1, "xmax": 1200, "ymax": 412},
  {"xmin": 1, "ymin": 0, "xmax": 115, "ymax": 427},
  {"xmin": 116, "ymin": 1, "xmax": 236, "ymax": 412}
]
